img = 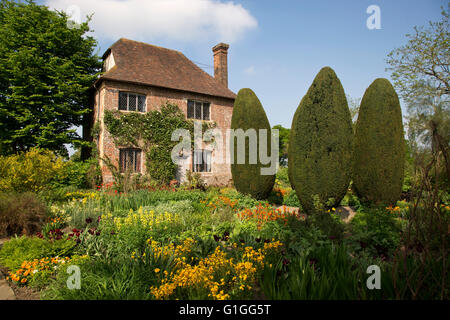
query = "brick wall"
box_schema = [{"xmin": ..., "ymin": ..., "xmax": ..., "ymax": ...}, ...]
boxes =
[{"xmin": 94, "ymin": 80, "xmax": 234, "ymax": 186}]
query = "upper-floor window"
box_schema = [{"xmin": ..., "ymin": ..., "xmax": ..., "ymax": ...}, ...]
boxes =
[
  {"xmin": 119, "ymin": 148, "xmax": 142, "ymax": 173},
  {"xmin": 119, "ymin": 92, "xmax": 146, "ymax": 112},
  {"xmin": 187, "ymin": 100, "xmax": 210, "ymax": 120}
]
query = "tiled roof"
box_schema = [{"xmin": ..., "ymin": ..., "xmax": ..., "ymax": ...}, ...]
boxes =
[{"xmin": 98, "ymin": 38, "xmax": 236, "ymax": 100}]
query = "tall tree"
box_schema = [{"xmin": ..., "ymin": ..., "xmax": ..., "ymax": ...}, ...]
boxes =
[
  {"xmin": 289, "ymin": 67, "xmax": 353, "ymax": 212},
  {"xmin": 386, "ymin": 5, "xmax": 449, "ymax": 179},
  {"xmin": 0, "ymin": 0, "xmax": 102, "ymax": 156},
  {"xmin": 386, "ymin": 6, "xmax": 449, "ymax": 102}
]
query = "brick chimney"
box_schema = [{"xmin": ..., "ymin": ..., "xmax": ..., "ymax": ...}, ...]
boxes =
[{"xmin": 212, "ymin": 43, "xmax": 229, "ymax": 88}]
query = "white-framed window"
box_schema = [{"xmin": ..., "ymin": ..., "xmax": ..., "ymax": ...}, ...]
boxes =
[
  {"xmin": 119, "ymin": 148, "xmax": 142, "ymax": 173},
  {"xmin": 119, "ymin": 92, "xmax": 146, "ymax": 112},
  {"xmin": 187, "ymin": 100, "xmax": 210, "ymax": 120},
  {"xmin": 193, "ymin": 149, "xmax": 212, "ymax": 173}
]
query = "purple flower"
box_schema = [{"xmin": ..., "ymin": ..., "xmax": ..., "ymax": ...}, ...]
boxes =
[{"xmin": 86, "ymin": 217, "xmax": 93, "ymax": 224}]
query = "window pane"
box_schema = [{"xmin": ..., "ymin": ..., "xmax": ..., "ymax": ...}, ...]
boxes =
[
  {"xmin": 128, "ymin": 94, "xmax": 137, "ymax": 111},
  {"xmin": 187, "ymin": 101, "xmax": 195, "ymax": 119},
  {"xmin": 193, "ymin": 150, "xmax": 203, "ymax": 172},
  {"xmin": 195, "ymin": 102, "xmax": 202, "ymax": 120},
  {"xmin": 135, "ymin": 150, "xmax": 141, "ymax": 172},
  {"xmin": 202, "ymin": 103, "xmax": 210, "ymax": 120},
  {"xmin": 138, "ymin": 95, "xmax": 146, "ymax": 112},
  {"xmin": 205, "ymin": 150, "xmax": 211, "ymax": 172},
  {"xmin": 192, "ymin": 150, "xmax": 212, "ymax": 172},
  {"xmin": 119, "ymin": 92, "xmax": 128, "ymax": 110},
  {"xmin": 119, "ymin": 150, "xmax": 125, "ymax": 172}
]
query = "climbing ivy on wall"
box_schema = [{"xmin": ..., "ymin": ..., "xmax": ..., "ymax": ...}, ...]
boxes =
[{"xmin": 103, "ymin": 102, "xmax": 215, "ymax": 184}]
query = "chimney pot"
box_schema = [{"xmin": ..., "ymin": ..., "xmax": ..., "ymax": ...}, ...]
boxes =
[{"xmin": 212, "ymin": 43, "xmax": 229, "ymax": 88}]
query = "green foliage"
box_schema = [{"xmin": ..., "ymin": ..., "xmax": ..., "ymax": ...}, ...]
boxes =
[
  {"xmin": 275, "ymin": 166, "xmax": 290, "ymax": 188},
  {"xmin": 0, "ymin": 148, "xmax": 99, "ymax": 193},
  {"xmin": 184, "ymin": 170, "xmax": 206, "ymax": 190},
  {"xmin": 283, "ymin": 190, "xmax": 301, "ymax": 207},
  {"xmin": 0, "ymin": 0, "xmax": 102, "ymax": 156},
  {"xmin": 231, "ymin": 88, "xmax": 275, "ymax": 199},
  {"xmin": 0, "ymin": 192, "xmax": 47, "ymax": 237},
  {"xmin": 42, "ymin": 258, "xmax": 156, "ymax": 300},
  {"xmin": 386, "ymin": 5, "xmax": 449, "ymax": 102},
  {"xmin": 52, "ymin": 158, "xmax": 100, "ymax": 189},
  {"xmin": 0, "ymin": 148, "xmax": 65, "ymax": 192},
  {"xmin": 353, "ymin": 78, "xmax": 405, "ymax": 205},
  {"xmin": 386, "ymin": 6, "xmax": 449, "ymax": 183},
  {"xmin": 272, "ymin": 125, "xmax": 290, "ymax": 166},
  {"xmin": 289, "ymin": 67, "xmax": 353, "ymax": 212},
  {"xmin": 347, "ymin": 207, "xmax": 402, "ymax": 258},
  {"xmin": 104, "ymin": 102, "xmax": 211, "ymax": 184},
  {"xmin": 260, "ymin": 244, "xmax": 369, "ymax": 299},
  {"xmin": 0, "ymin": 236, "xmax": 76, "ymax": 271}
]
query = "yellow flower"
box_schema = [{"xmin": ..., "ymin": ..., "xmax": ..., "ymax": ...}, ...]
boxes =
[{"xmin": 154, "ymin": 268, "xmax": 160, "ymax": 273}]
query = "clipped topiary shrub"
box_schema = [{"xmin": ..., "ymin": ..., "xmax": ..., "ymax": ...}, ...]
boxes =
[
  {"xmin": 289, "ymin": 67, "xmax": 353, "ymax": 212},
  {"xmin": 353, "ymin": 78, "xmax": 405, "ymax": 205},
  {"xmin": 231, "ymin": 88, "xmax": 275, "ymax": 199}
]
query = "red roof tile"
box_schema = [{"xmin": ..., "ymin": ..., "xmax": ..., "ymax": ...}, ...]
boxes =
[{"xmin": 99, "ymin": 38, "xmax": 236, "ymax": 100}]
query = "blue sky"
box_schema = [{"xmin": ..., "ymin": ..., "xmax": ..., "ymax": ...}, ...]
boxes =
[{"xmin": 41, "ymin": 0, "xmax": 446, "ymax": 129}]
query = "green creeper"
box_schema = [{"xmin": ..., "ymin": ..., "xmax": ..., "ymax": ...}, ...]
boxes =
[
  {"xmin": 289, "ymin": 67, "xmax": 353, "ymax": 212},
  {"xmin": 231, "ymin": 88, "xmax": 275, "ymax": 199},
  {"xmin": 353, "ymin": 78, "xmax": 405, "ymax": 205}
]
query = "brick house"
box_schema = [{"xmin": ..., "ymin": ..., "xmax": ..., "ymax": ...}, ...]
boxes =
[{"xmin": 90, "ymin": 38, "xmax": 236, "ymax": 185}]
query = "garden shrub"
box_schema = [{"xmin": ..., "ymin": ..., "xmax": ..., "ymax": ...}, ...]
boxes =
[
  {"xmin": 0, "ymin": 192, "xmax": 47, "ymax": 237},
  {"xmin": 231, "ymin": 88, "xmax": 275, "ymax": 200},
  {"xmin": 51, "ymin": 158, "xmax": 101, "ymax": 189},
  {"xmin": 275, "ymin": 166, "xmax": 290, "ymax": 188},
  {"xmin": 0, "ymin": 236, "xmax": 76, "ymax": 271},
  {"xmin": 347, "ymin": 207, "xmax": 402, "ymax": 258},
  {"xmin": 353, "ymin": 78, "xmax": 405, "ymax": 205},
  {"xmin": 0, "ymin": 148, "xmax": 65, "ymax": 192},
  {"xmin": 282, "ymin": 190, "xmax": 301, "ymax": 207},
  {"xmin": 289, "ymin": 67, "xmax": 353, "ymax": 212},
  {"xmin": 0, "ymin": 148, "xmax": 99, "ymax": 192}
]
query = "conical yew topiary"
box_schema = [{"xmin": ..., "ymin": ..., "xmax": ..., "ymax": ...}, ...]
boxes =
[
  {"xmin": 230, "ymin": 88, "xmax": 275, "ymax": 199},
  {"xmin": 289, "ymin": 67, "xmax": 353, "ymax": 212},
  {"xmin": 353, "ymin": 78, "xmax": 405, "ymax": 205}
]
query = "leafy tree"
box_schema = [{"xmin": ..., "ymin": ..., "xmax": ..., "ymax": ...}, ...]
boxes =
[
  {"xmin": 386, "ymin": 5, "xmax": 449, "ymax": 180},
  {"xmin": 386, "ymin": 5, "xmax": 449, "ymax": 101},
  {"xmin": 0, "ymin": 0, "xmax": 102, "ymax": 156},
  {"xmin": 272, "ymin": 124, "xmax": 290, "ymax": 166}
]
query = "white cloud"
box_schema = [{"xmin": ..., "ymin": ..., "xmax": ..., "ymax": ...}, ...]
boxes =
[
  {"xmin": 243, "ymin": 65, "xmax": 255, "ymax": 75},
  {"xmin": 46, "ymin": 0, "xmax": 257, "ymax": 43}
]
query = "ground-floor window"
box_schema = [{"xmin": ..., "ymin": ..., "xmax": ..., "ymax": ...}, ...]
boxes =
[
  {"xmin": 119, "ymin": 148, "xmax": 142, "ymax": 173},
  {"xmin": 193, "ymin": 149, "xmax": 212, "ymax": 173}
]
